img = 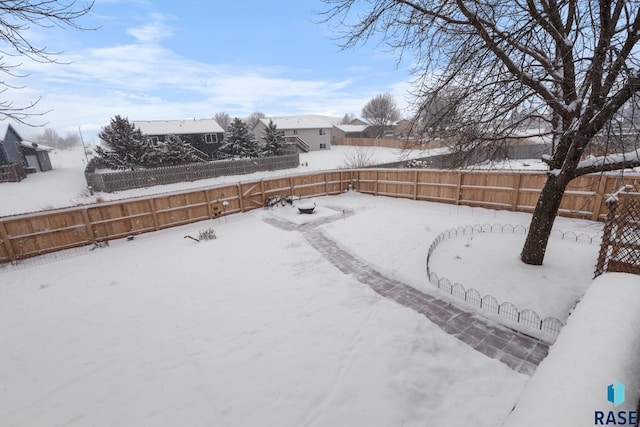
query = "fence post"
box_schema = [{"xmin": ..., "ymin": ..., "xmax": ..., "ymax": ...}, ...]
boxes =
[
  {"xmin": 0, "ymin": 221, "xmax": 16, "ymax": 261},
  {"xmin": 414, "ymin": 169, "xmax": 419, "ymax": 200},
  {"xmin": 203, "ymin": 189, "xmax": 214, "ymax": 220},
  {"xmin": 237, "ymin": 183, "xmax": 245, "ymax": 212},
  {"xmin": 455, "ymin": 172, "xmax": 463, "ymax": 205},
  {"xmin": 260, "ymin": 180, "xmax": 266, "ymax": 204},
  {"xmin": 375, "ymin": 169, "xmax": 379, "ymax": 196},
  {"xmin": 289, "ymin": 176, "xmax": 295, "ymax": 197},
  {"xmin": 511, "ymin": 173, "xmax": 522, "ymax": 211},
  {"xmin": 81, "ymin": 209, "xmax": 96, "ymax": 244},
  {"xmin": 149, "ymin": 198, "xmax": 160, "ymax": 231},
  {"xmin": 324, "ymin": 172, "xmax": 328, "ymax": 196},
  {"xmin": 591, "ymin": 175, "xmax": 607, "ymax": 221}
]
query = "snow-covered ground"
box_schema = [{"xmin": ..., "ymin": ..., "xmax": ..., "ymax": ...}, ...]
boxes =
[
  {"xmin": 0, "ymin": 192, "xmax": 611, "ymax": 426},
  {"xmin": 0, "ymin": 145, "xmax": 436, "ymax": 217},
  {"xmin": 1, "ymin": 193, "xmax": 530, "ymax": 427},
  {"xmin": 468, "ymin": 158, "xmax": 548, "ymax": 171},
  {"xmin": 2, "ymin": 145, "xmax": 638, "ymax": 425}
]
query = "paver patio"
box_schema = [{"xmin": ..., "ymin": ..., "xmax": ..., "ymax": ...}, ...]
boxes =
[{"xmin": 263, "ymin": 211, "xmax": 549, "ymax": 375}]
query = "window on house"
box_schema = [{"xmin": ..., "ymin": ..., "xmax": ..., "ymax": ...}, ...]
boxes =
[
  {"xmin": 319, "ymin": 128, "xmax": 327, "ymax": 136},
  {"xmin": 205, "ymin": 134, "xmax": 217, "ymax": 144},
  {"xmin": 320, "ymin": 143, "xmax": 327, "ymax": 149},
  {"xmin": 292, "ymin": 129, "xmax": 298, "ymax": 136}
]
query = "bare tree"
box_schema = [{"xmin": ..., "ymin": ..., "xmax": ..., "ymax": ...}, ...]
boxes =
[
  {"xmin": 246, "ymin": 111, "xmax": 266, "ymax": 130},
  {"xmin": 213, "ymin": 111, "xmax": 231, "ymax": 131},
  {"xmin": 343, "ymin": 146, "xmax": 375, "ymax": 168},
  {"xmin": 362, "ymin": 93, "xmax": 400, "ymax": 138},
  {"xmin": 0, "ymin": 1, "xmax": 95, "ymax": 124},
  {"xmin": 340, "ymin": 113, "xmax": 356, "ymax": 124},
  {"xmin": 35, "ymin": 128, "xmax": 80, "ymax": 150},
  {"xmin": 322, "ymin": 0, "xmax": 640, "ymax": 265}
]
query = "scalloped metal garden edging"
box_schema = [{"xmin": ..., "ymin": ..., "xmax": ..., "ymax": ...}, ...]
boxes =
[{"xmin": 425, "ymin": 224, "xmax": 601, "ymax": 337}]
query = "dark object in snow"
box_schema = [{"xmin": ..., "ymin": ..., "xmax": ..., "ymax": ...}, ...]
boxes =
[
  {"xmin": 298, "ymin": 202, "xmax": 316, "ymax": 214},
  {"xmin": 264, "ymin": 195, "xmax": 297, "ymax": 209},
  {"xmin": 198, "ymin": 227, "xmax": 216, "ymax": 241},
  {"xmin": 127, "ymin": 236, "xmax": 134, "ymax": 241},
  {"xmin": 90, "ymin": 241, "xmax": 110, "ymax": 251},
  {"xmin": 184, "ymin": 228, "xmax": 217, "ymax": 243}
]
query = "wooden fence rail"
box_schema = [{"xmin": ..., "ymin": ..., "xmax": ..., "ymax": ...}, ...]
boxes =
[{"xmin": 1, "ymin": 169, "xmax": 639, "ymax": 263}]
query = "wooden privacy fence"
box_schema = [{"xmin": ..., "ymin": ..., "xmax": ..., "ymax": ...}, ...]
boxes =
[
  {"xmin": 0, "ymin": 171, "xmax": 353, "ymax": 263},
  {"xmin": 356, "ymin": 169, "xmax": 640, "ymax": 221},
  {"xmin": 595, "ymin": 191, "xmax": 640, "ymax": 276},
  {"xmin": 85, "ymin": 153, "xmax": 300, "ymax": 193},
  {"xmin": 2, "ymin": 168, "xmax": 640, "ymax": 264}
]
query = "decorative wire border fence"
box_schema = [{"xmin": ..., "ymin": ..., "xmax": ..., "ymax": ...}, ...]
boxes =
[{"xmin": 425, "ymin": 224, "xmax": 601, "ymax": 337}]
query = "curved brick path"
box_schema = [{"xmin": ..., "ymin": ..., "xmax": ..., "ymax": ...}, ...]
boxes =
[{"xmin": 263, "ymin": 210, "xmax": 549, "ymax": 375}]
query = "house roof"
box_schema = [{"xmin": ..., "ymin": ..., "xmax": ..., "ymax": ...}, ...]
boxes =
[
  {"xmin": 259, "ymin": 115, "xmax": 342, "ymax": 130},
  {"xmin": 0, "ymin": 122, "xmax": 20, "ymax": 143},
  {"xmin": 334, "ymin": 124, "xmax": 369, "ymax": 133},
  {"xmin": 133, "ymin": 118, "xmax": 225, "ymax": 136},
  {"xmin": 19, "ymin": 140, "xmax": 53, "ymax": 152}
]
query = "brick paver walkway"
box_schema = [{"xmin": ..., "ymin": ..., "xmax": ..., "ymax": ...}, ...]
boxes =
[{"xmin": 263, "ymin": 211, "xmax": 549, "ymax": 375}]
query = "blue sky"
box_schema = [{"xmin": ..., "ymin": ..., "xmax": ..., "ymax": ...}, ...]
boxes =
[{"xmin": 8, "ymin": 0, "xmax": 414, "ymax": 142}]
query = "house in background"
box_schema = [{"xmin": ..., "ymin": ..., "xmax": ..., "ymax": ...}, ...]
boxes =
[
  {"xmin": 333, "ymin": 122, "xmax": 371, "ymax": 140},
  {"xmin": 0, "ymin": 123, "xmax": 53, "ymax": 172},
  {"xmin": 133, "ymin": 118, "xmax": 225, "ymax": 160},
  {"xmin": 252, "ymin": 115, "xmax": 342, "ymax": 152}
]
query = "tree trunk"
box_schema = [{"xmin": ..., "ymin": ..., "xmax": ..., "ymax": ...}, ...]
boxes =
[{"xmin": 520, "ymin": 173, "xmax": 571, "ymax": 265}]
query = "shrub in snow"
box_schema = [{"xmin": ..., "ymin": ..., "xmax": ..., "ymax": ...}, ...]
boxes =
[{"xmin": 198, "ymin": 228, "xmax": 217, "ymax": 241}]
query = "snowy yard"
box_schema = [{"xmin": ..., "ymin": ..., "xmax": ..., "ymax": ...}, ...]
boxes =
[{"xmin": 0, "ymin": 191, "xmax": 606, "ymax": 426}]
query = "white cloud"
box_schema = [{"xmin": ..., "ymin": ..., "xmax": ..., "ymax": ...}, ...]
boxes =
[{"xmin": 9, "ymin": 12, "xmax": 414, "ymax": 140}]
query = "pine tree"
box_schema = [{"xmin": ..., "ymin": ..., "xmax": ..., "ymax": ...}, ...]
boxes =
[
  {"xmin": 217, "ymin": 117, "xmax": 259, "ymax": 159},
  {"xmin": 94, "ymin": 115, "xmax": 159, "ymax": 170},
  {"xmin": 261, "ymin": 119, "xmax": 287, "ymax": 157},
  {"xmin": 161, "ymin": 134, "xmax": 198, "ymax": 165}
]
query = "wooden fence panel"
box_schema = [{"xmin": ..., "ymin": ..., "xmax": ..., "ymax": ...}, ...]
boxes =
[
  {"xmin": 376, "ymin": 170, "xmax": 415, "ymax": 198},
  {"xmin": 88, "ymin": 200, "xmax": 156, "ymax": 240},
  {"xmin": 239, "ymin": 182, "xmax": 264, "ymax": 212},
  {"xmin": 3, "ymin": 210, "xmax": 90, "ymax": 258},
  {"xmin": 416, "ymin": 170, "xmax": 460, "ymax": 203},
  {"xmin": 3, "ymin": 169, "xmax": 640, "ymax": 264},
  {"xmin": 263, "ymin": 177, "xmax": 293, "ymax": 199},
  {"xmin": 460, "ymin": 172, "xmax": 519, "ymax": 210},
  {"xmin": 205, "ymin": 185, "xmax": 242, "ymax": 215},
  {"xmin": 292, "ymin": 173, "xmax": 330, "ymax": 198}
]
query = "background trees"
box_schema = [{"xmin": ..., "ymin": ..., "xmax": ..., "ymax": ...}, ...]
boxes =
[
  {"xmin": 213, "ymin": 111, "xmax": 231, "ymax": 131},
  {"xmin": 35, "ymin": 128, "xmax": 80, "ymax": 150},
  {"xmin": 218, "ymin": 117, "xmax": 259, "ymax": 159},
  {"xmin": 161, "ymin": 134, "xmax": 198, "ymax": 165},
  {"xmin": 323, "ymin": 0, "xmax": 640, "ymax": 265},
  {"xmin": 361, "ymin": 93, "xmax": 400, "ymax": 138},
  {"xmin": 261, "ymin": 119, "xmax": 287, "ymax": 157},
  {"xmin": 94, "ymin": 116, "xmax": 158, "ymax": 170},
  {"xmin": 0, "ymin": 1, "xmax": 94, "ymax": 123},
  {"xmin": 246, "ymin": 111, "xmax": 266, "ymax": 131}
]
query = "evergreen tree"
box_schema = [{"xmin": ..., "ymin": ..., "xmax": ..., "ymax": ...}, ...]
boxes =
[
  {"xmin": 217, "ymin": 117, "xmax": 259, "ymax": 159},
  {"xmin": 94, "ymin": 115, "xmax": 159, "ymax": 170},
  {"xmin": 261, "ymin": 119, "xmax": 287, "ymax": 157},
  {"xmin": 161, "ymin": 134, "xmax": 198, "ymax": 165}
]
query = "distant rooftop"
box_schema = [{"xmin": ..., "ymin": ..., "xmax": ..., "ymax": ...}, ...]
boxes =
[
  {"xmin": 259, "ymin": 115, "xmax": 342, "ymax": 130},
  {"xmin": 335, "ymin": 124, "xmax": 369, "ymax": 133},
  {"xmin": 133, "ymin": 118, "xmax": 225, "ymax": 135}
]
